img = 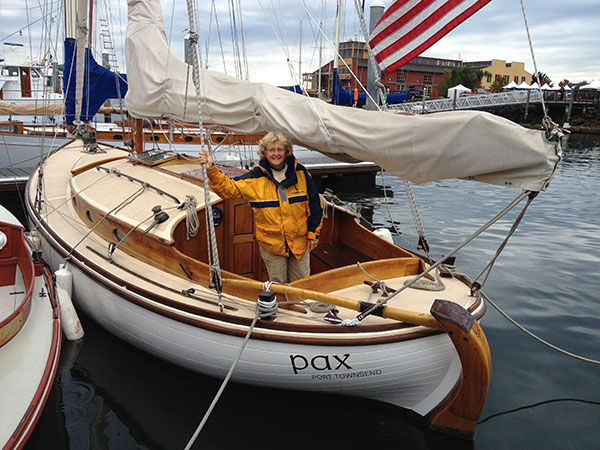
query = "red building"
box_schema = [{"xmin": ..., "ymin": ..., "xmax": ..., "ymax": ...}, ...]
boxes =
[{"xmin": 304, "ymin": 40, "xmax": 462, "ymax": 99}]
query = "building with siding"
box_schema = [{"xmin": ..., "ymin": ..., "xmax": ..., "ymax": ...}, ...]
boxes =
[
  {"xmin": 304, "ymin": 41, "xmax": 530, "ymax": 99},
  {"xmin": 305, "ymin": 40, "xmax": 461, "ymax": 99},
  {"xmin": 464, "ymin": 59, "xmax": 532, "ymax": 89}
]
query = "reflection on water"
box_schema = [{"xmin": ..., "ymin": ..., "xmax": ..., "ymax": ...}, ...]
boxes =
[{"xmin": 25, "ymin": 134, "xmax": 600, "ymax": 450}]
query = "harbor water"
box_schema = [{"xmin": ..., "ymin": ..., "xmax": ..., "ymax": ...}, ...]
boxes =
[{"xmin": 19, "ymin": 133, "xmax": 600, "ymax": 449}]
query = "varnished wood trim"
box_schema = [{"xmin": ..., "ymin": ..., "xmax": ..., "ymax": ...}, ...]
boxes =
[{"xmin": 26, "ymin": 193, "xmax": 447, "ymax": 346}]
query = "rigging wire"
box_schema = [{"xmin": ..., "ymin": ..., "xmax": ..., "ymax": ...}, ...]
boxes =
[
  {"xmin": 298, "ymin": 0, "xmax": 378, "ymax": 107},
  {"xmin": 210, "ymin": 0, "xmax": 228, "ymax": 73},
  {"xmin": 354, "ymin": 191, "xmax": 531, "ymax": 322},
  {"xmin": 255, "ymin": 0, "xmax": 340, "ymax": 152},
  {"xmin": 519, "ymin": 0, "xmax": 549, "ymax": 121}
]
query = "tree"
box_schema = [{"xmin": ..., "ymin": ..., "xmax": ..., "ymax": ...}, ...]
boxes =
[
  {"xmin": 436, "ymin": 69, "xmax": 453, "ymax": 97},
  {"xmin": 477, "ymin": 70, "xmax": 491, "ymax": 89},
  {"xmin": 489, "ymin": 77, "xmax": 505, "ymax": 93},
  {"xmin": 532, "ymin": 71, "xmax": 552, "ymax": 86},
  {"xmin": 559, "ymin": 79, "xmax": 570, "ymax": 88},
  {"xmin": 436, "ymin": 67, "xmax": 488, "ymax": 97}
]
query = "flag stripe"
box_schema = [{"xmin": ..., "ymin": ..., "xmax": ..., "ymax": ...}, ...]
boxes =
[
  {"xmin": 369, "ymin": 0, "xmax": 491, "ymax": 74},
  {"xmin": 377, "ymin": 0, "xmax": 479, "ymax": 69},
  {"xmin": 370, "ymin": 0, "xmax": 438, "ymax": 48},
  {"xmin": 371, "ymin": 0, "xmax": 467, "ymax": 53}
]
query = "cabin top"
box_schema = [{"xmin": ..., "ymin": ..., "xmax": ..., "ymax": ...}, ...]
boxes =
[{"xmin": 70, "ymin": 151, "xmax": 221, "ymax": 243}]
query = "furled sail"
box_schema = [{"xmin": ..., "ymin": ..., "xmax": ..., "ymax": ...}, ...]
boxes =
[{"xmin": 125, "ymin": 0, "xmax": 560, "ymax": 192}]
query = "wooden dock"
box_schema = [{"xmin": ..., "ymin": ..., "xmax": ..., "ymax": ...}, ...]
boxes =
[
  {"xmin": 0, "ymin": 158, "xmax": 380, "ymax": 194},
  {"xmin": 0, "ymin": 167, "xmax": 32, "ymax": 191}
]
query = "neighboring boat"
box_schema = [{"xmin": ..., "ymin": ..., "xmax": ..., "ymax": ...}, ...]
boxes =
[
  {"xmin": 0, "ymin": 55, "xmax": 63, "ymax": 124},
  {"xmin": 0, "ymin": 205, "xmax": 62, "ymax": 449},
  {"xmin": 23, "ymin": 0, "xmax": 564, "ymax": 441}
]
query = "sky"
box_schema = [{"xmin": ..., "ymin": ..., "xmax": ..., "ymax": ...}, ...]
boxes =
[{"xmin": 1, "ymin": 0, "xmax": 598, "ymax": 87}]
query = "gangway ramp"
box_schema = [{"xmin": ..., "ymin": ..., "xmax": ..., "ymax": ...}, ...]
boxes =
[{"xmin": 387, "ymin": 90, "xmax": 542, "ymax": 114}]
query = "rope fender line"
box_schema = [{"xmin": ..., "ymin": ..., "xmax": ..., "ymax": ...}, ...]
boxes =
[
  {"xmin": 482, "ymin": 290, "xmax": 600, "ymax": 365},
  {"xmin": 183, "ymin": 307, "xmax": 262, "ymax": 450}
]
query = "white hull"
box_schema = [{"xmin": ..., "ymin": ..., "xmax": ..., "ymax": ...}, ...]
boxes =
[{"xmin": 36, "ymin": 232, "xmax": 461, "ymax": 417}]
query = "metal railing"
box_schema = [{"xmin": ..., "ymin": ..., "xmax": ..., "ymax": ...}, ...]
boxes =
[{"xmin": 387, "ymin": 90, "xmax": 542, "ymax": 114}]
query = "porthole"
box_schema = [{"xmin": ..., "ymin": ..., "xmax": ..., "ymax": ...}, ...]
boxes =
[
  {"xmin": 114, "ymin": 229, "xmax": 126, "ymax": 241},
  {"xmin": 212, "ymin": 207, "xmax": 224, "ymax": 227},
  {"xmin": 184, "ymin": 136, "xmax": 193, "ymax": 142}
]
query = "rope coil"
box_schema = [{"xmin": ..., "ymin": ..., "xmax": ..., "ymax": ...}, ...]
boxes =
[{"xmin": 182, "ymin": 195, "xmax": 199, "ymax": 239}]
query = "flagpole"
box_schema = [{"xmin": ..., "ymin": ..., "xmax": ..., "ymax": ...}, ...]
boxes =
[{"xmin": 366, "ymin": 0, "xmax": 384, "ymax": 110}]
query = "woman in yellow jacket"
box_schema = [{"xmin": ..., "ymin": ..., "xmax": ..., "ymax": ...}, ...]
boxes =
[{"xmin": 199, "ymin": 131, "xmax": 323, "ymax": 283}]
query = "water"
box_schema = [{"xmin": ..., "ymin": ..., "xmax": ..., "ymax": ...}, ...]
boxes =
[{"xmin": 22, "ymin": 134, "xmax": 600, "ymax": 449}]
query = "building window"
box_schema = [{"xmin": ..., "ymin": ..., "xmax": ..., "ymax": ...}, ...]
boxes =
[
  {"xmin": 397, "ymin": 70, "xmax": 406, "ymax": 82},
  {"xmin": 424, "ymin": 73, "xmax": 432, "ymax": 84},
  {"xmin": 521, "ymin": 76, "xmax": 526, "ymax": 83},
  {"xmin": 486, "ymin": 74, "xmax": 492, "ymax": 83},
  {"xmin": 514, "ymin": 76, "xmax": 519, "ymax": 83}
]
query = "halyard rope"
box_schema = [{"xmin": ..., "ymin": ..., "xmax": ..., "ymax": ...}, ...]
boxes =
[
  {"xmin": 186, "ymin": 0, "xmax": 224, "ymax": 311},
  {"xmin": 519, "ymin": 0, "xmax": 549, "ymax": 119}
]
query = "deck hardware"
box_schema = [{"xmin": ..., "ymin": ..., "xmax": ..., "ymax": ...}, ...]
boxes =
[
  {"xmin": 257, "ymin": 290, "xmax": 277, "ymax": 321},
  {"xmin": 144, "ymin": 205, "xmax": 169, "ymax": 234}
]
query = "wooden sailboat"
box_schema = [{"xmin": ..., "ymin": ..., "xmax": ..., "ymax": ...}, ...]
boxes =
[
  {"xmin": 0, "ymin": 205, "xmax": 62, "ymax": 449},
  {"xmin": 23, "ymin": 0, "xmax": 563, "ymax": 440},
  {"xmin": 26, "ymin": 137, "xmax": 491, "ymax": 437}
]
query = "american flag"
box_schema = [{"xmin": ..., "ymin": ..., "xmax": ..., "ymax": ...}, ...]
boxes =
[{"xmin": 369, "ymin": 0, "xmax": 492, "ymax": 74}]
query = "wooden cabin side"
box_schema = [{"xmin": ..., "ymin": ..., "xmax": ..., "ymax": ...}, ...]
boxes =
[
  {"xmin": 311, "ymin": 204, "xmax": 419, "ymax": 273},
  {"xmin": 68, "ymin": 155, "xmax": 428, "ymax": 302}
]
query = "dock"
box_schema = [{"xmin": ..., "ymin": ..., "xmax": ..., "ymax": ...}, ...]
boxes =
[
  {"xmin": 387, "ymin": 89, "xmax": 597, "ymax": 115},
  {"xmin": 0, "ymin": 167, "xmax": 31, "ymax": 191},
  {"xmin": 0, "ymin": 152, "xmax": 380, "ymax": 195}
]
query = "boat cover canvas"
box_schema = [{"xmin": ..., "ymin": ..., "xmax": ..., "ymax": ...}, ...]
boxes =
[{"xmin": 124, "ymin": 0, "xmax": 561, "ymax": 192}]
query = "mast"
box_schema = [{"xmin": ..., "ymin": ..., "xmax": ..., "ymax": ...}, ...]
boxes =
[
  {"xmin": 88, "ymin": 0, "xmax": 94, "ymax": 48},
  {"xmin": 318, "ymin": 20, "xmax": 323, "ymax": 98},
  {"xmin": 298, "ymin": 19, "xmax": 302, "ymax": 89},
  {"xmin": 64, "ymin": 0, "xmax": 88, "ymax": 127},
  {"xmin": 334, "ymin": 0, "xmax": 342, "ymax": 71}
]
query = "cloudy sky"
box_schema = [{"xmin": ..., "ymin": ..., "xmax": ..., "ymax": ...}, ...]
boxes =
[{"xmin": 1, "ymin": 0, "xmax": 598, "ymax": 87}]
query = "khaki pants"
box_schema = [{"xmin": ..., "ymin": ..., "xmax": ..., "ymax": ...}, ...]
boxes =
[{"xmin": 259, "ymin": 245, "xmax": 310, "ymax": 283}]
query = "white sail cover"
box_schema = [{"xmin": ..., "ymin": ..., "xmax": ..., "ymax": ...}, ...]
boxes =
[{"xmin": 125, "ymin": 0, "xmax": 560, "ymax": 192}]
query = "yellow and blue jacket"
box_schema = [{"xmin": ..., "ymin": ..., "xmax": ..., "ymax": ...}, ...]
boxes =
[{"xmin": 207, "ymin": 156, "xmax": 323, "ymax": 258}]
